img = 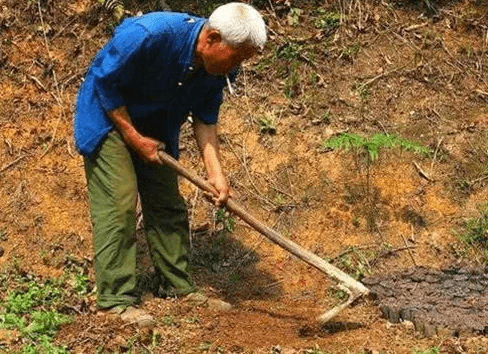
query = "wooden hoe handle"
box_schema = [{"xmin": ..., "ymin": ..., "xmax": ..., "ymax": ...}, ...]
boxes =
[{"xmin": 158, "ymin": 150, "xmax": 370, "ymax": 323}]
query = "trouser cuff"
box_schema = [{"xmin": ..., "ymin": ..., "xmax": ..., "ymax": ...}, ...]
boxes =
[{"xmin": 97, "ymin": 294, "xmax": 139, "ymax": 310}]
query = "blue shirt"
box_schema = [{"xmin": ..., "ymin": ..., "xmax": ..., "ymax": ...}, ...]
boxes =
[{"xmin": 74, "ymin": 12, "xmax": 232, "ymax": 157}]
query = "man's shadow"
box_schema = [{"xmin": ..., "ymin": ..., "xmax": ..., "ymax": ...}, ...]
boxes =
[
  {"xmin": 187, "ymin": 223, "xmax": 284, "ymax": 304},
  {"xmin": 135, "ymin": 222, "xmax": 284, "ymax": 304}
]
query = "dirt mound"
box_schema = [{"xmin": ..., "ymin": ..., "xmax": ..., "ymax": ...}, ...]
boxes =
[{"xmin": 365, "ymin": 265, "xmax": 488, "ymax": 337}]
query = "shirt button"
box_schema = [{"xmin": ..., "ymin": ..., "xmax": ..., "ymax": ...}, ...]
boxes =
[
  {"xmin": 189, "ymin": 66, "xmax": 194, "ymax": 71},
  {"xmin": 178, "ymin": 82, "xmax": 183, "ymax": 86}
]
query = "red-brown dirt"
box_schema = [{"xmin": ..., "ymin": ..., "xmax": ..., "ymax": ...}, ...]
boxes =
[{"xmin": 1, "ymin": 0, "xmax": 488, "ymax": 353}]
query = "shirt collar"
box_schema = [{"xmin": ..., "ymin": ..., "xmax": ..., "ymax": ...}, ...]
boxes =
[{"xmin": 179, "ymin": 16, "xmax": 207, "ymax": 78}]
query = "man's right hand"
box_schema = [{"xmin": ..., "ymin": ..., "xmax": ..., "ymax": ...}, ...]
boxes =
[
  {"xmin": 132, "ymin": 136, "xmax": 166, "ymax": 165},
  {"xmin": 107, "ymin": 106, "xmax": 166, "ymax": 165}
]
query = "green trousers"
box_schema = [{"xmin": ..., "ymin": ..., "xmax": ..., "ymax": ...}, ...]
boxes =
[{"xmin": 84, "ymin": 130, "xmax": 196, "ymax": 309}]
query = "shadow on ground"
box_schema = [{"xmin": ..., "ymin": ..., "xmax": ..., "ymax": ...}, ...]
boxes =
[{"xmin": 135, "ymin": 223, "xmax": 283, "ymax": 304}]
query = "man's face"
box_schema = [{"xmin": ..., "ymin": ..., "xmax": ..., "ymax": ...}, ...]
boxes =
[{"xmin": 199, "ymin": 31, "xmax": 257, "ymax": 76}]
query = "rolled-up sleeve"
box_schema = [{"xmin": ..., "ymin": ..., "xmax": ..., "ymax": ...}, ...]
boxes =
[
  {"xmin": 192, "ymin": 88, "xmax": 223, "ymax": 125},
  {"xmin": 191, "ymin": 68, "xmax": 238, "ymax": 125}
]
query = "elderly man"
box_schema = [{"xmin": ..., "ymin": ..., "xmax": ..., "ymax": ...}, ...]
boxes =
[{"xmin": 74, "ymin": 3, "xmax": 266, "ymax": 326}]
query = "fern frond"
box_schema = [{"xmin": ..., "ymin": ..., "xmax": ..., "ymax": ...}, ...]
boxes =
[
  {"xmin": 321, "ymin": 132, "xmax": 431, "ymax": 162},
  {"xmin": 323, "ymin": 133, "xmax": 365, "ymax": 151}
]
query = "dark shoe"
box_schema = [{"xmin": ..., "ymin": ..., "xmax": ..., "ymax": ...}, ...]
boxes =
[
  {"xmin": 184, "ymin": 292, "xmax": 232, "ymax": 311},
  {"xmin": 103, "ymin": 306, "xmax": 156, "ymax": 328}
]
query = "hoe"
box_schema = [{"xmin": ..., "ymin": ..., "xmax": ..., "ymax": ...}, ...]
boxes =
[{"xmin": 158, "ymin": 150, "xmax": 370, "ymax": 323}]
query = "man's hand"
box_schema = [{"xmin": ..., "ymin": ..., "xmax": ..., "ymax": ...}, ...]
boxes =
[
  {"xmin": 208, "ymin": 173, "xmax": 233, "ymax": 207},
  {"xmin": 132, "ymin": 136, "xmax": 166, "ymax": 165},
  {"xmin": 107, "ymin": 106, "xmax": 166, "ymax": 165}
]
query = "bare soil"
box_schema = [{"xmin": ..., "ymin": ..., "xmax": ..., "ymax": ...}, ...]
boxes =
[{"xmin": 1, "ymin": 0, "xmax": 488, "ymax": 353}]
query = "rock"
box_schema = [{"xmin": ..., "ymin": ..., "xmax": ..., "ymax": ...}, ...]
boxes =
[
  {"xmin": 113, "ymin": 335, "xmax": 128, "ymax": 349},
  {"xmin": 207, "ymin": 298, "xmax": 233, "ymax": 311},
  {"xmin": 401, "ymin": 320, "xmax": 415, "ymax": 331}
]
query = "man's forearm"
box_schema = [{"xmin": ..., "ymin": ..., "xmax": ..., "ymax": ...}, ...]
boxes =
[
  {"xmin": 193, "ymin": 120, "xmax": 223, "ymax": 180},
  {"xmin": 107, "ymin": 106, "xmax": 164, "ymax": 164},
  {"xmin": 193, "ymin": 119, "xmax": 230, "ymax": 206},
  {"xmin": 107, "ymin": 106, "xmax": 141, "ymax": 149}
]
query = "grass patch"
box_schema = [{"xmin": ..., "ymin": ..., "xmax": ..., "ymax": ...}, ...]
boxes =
[
  {"xmin": 0, "ymin": 258, "xmax": 94, "ymax": 353},
  {"xmin": 452, "ymin": 203, "xmax": 488, "ymax": 262}
]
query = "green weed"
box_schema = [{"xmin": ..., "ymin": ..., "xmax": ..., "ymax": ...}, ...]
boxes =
[
  {"xmin": 0, "ymin": 266, "xmax": 93, "ymax": 353},
  {"xmin": 320, "ymin": 111, "xmax": 331, "ymax": 124},
  {"xmin": 353, "ymin": 81, "xmax": 371, "ymax": 100},
  {"xmin": 413, "ymin": 346, "xmax": 440, "ymax": 354},
  {"xmin": 216, "ymin": 208, "xmax": 235, "ymax": 233},
  {"xmin": 314, "ymin": 9, "xmax": 341, "ymax": 30},
  {"xmin": 336, "ymin": 247, "xmax": 374, "ymax": 280},
  {"xmin": 277, "ymin": 42, "xmax": 303, "ymax": 61},
  {"xmin": 328, "ymin": 286, "xmax": 348, "ymax": 301},
  {"xmin": 322, "ymin": 133, "xmax": 430, "ymax": 163},
  {"xmin": 284, "ymin": 60, "xmax": 301, "ymax": 98},
  {"xmin": 185, "ymin": 316, "xmax": 200, "ymax": 324},
  {"xmin": 339, "ymin": 42, "xmax": 361, "ymax": 60},
  {"xmin": 229, "ymin": 273, "xmax": 241, "ymax": 283},
  {"xmin": 259, "ymin": 114, "xmax": 277, "ymax": 135},
  {"xmin": 288, "ymin": 8, "xmax": 302, "ymax": 27},
  {"xmin": 453, "ymin": 203, "xmax": 488, "ymax": 262},
  {"xmin": 198, "ymin": 341, "xmax": 212, "ymax": 351},
  {"xmin": 163, "ymin": 314, "xmax": 175, "ymax": 326}
]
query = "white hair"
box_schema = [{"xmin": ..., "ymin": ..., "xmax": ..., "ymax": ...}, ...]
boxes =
[{"xmin": 208, "ymin": 2, "xmax": 267, "ymax": 50}]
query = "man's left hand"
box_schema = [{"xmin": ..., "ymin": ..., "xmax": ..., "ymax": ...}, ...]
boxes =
[{"xmin": 208, "ymin": 173, "xmax": 233, "ymax": 207}]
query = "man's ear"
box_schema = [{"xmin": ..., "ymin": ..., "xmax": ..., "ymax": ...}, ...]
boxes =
[{"xmin": 206, "ymin": 29, "xmax": 222, "ymax": 45}]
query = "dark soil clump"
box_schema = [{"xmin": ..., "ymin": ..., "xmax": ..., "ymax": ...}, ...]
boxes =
[{"xmin": 364, "ymin": 266, "xmax": 488, "ymax": 337}]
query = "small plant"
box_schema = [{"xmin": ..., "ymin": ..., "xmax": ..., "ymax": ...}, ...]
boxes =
[
  {"xmin": 0, "ymin": 270, "xmax": 95, "ymax": 353},
  {"xmin": 284, "ymin": 60, "xmax": 301, "ymax": 98},
  {"xmin": 353, "ymin": 80, "xmax": 371, "ymax": 100},
  {"xmin": 272, "ymin": 193, "xmax": 287, "ymax": 207},
  {"xmin": 288, "ymin": 8, "xmax": 302, "ymax": 26},
  {"xmin": 453, "ymin": 203, "xmax": 488, "ymax": 262},
  {"xmin": 74, "ymin": 274, "xmax": 90, "ymax": 296},
  {"xmin": 322, "ymin": 133, "xmax": 430, "ymax": 163},
  {"xmin": 259, "ymin": 114, "xmax": 277, "ymax": 134},
  {"xmin": 229, "ymin": 273, "xmax": 241, "ymax": 283},
  {"xmin": 314, "ymin": 9, "xmax": 341, "ymax": 30},
  {"xmin": 216, "ymin": 208, "xmax": 235, "ymax": 233},
  {"xmin": 328, "ymin": 286, "xmax": 348, "ymax": 301},
  {"xmin": 337, "ymin": 247, "xmax": 373, "ymax": 280},
  {"xmin": 163, "ymin": 314, "xmax": 174, "ymax": 326},
  {"xmin": 185, "ymin": 316, "xmax": 200, "ymax": 323},
  {"xmin": 304, "ymin": 346, "xmax": 329, "ymax": 354},
  {"xmin": 198, "ymin": 341, "xmax": 212, "ymax": 351},
  {"xmin": 277, "ymin": 42, "xmax": 303, "ymax": 61},
  {"xmin": 413, "ymin": 346, "xmax": 440, "ymax": 354},
  {"xmin": 339, "ymin": 42, "xmax": 361, "ymax": 60},
  {"xmin": 320, "ymin": 111, "xmax": 331, "ymax": 124}
]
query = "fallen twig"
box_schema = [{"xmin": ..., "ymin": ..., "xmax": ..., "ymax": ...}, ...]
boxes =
[
  {"xmin": 413, "ymin": 161, "xmax": 431, "ymax": 181},
  {"xmin": 28, "ymin": 74, "xmax": 48, "ymax": 92},
  {"xmin": 468, "ymin": 175, "xmax": 488, "ymax": 187},
  {"xmin": 404, "ymin": 23, "xmax": 429, "ymax": 32},
  {"xmin": 475, "ymin": 89, "xmax": 488, "ymax": 97},
  {"xmin": 430, "ymin": 136, "xmax": 444, "ymax": 175},
  {"xmin": 0, "ymin": 155, "xmax": 29, "ymax": 174},
  {"xmin": 401, "ymin": 234, "xmax": 418, "ymax": 266}
]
